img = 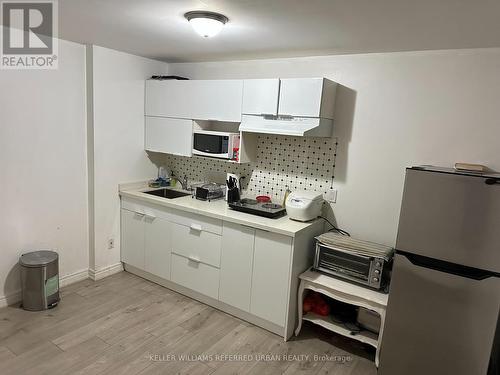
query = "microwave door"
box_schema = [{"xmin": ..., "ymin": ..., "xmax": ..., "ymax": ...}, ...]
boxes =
[{"xmin": 194, "ymin": 133, "xmax": 223, "ymax": 154}]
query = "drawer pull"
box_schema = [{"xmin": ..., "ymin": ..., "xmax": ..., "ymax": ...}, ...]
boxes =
[
  {"xmin": 190, "ymin": 224, "xmax": 202, "ymax": 231},
  {"xmin": 144, "ymin": 214, "xmax": 156, "ymax": 221},
  {"xmin": 188, "ymin": 256, "xmax": 201, "ymax": 263}
]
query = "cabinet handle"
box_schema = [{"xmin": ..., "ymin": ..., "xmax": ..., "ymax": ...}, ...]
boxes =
[
  {"xmin": 240, "ymin": 224, "xmax": 256, "ymax": 231},
  {"xmin": 135, "ymin": 212, "xmax": 145, "ymax": 217},
  {"xmin": 190, "ymin": 224, "xmax": 202, "ymax": 231},
  {"xmin": 188, "ymin": 256, "xmax": 201, "ymax": 263},
  {"xmin": 144, "ymin": 214, "xmax": 156, "ymax": 221}
]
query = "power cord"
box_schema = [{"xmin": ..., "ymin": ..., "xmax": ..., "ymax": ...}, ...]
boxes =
[{"xmin": 319, "ymin": 216, "xmax": 351, "ymax": 237}]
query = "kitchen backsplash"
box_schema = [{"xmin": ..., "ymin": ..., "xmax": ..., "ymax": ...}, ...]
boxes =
[{"xmin": 163, "ymin": 135, "xmax": 337, "ymax": 202}]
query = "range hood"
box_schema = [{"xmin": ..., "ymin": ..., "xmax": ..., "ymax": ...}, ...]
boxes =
[{"xmin": 239, "ymin": 115, "xmax": 333, "ymax": 137}]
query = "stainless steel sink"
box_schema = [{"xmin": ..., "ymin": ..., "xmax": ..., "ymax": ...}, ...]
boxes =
[{"xmin": 143, "ymin": 188, "xmax": 191, "ymax": 199}]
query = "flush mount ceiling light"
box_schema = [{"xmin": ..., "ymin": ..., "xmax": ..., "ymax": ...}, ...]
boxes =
[{"xmin": 184, "ymin": 11, "xmax": 228, "ymax": 38}]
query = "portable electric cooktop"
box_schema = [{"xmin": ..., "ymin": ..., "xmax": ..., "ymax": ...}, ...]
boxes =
[{"xmin": 228, "ymin": 198, "xmax": 287, "ymax": 219}]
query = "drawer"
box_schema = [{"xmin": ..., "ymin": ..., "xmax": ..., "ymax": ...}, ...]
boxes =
[
  {"xmin": 121, "ymin": 198, "xmax": 223, "ymax": 235},
  {"xmin": 171, "ymin": 254, "xmax": 220, "ymax": 299},
  {"xmin": 169, "ymin": 209, "xmax": 222, "ymax": 235},
  {"xmin": 171, "ymin": 223, "xmax": 222, "ymax": 267}
]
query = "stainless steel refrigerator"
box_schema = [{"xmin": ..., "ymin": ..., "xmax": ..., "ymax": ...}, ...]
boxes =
[{"xmin": 379, "ymin": 166, "xmax": 500, "ymax": 375}]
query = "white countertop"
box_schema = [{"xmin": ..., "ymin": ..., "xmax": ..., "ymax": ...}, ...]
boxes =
[{"xmin": 119, "ymin": 182, "xmax": 324, "ymax": 237}]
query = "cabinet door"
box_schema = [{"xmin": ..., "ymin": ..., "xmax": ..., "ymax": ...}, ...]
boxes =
[
  {"xmin": 145, "ymin": 80, "xmax": 194, "ymax": 119},
  {"xmin": 242, "ymin": 79, "xmax": 280, "ymax": 116},
  {"xmin": 120, "ymin": 209, "xmax": 145, "ymax": 269},
  {"xmin": 144, "ymin": 215, "xmax": 172, "ymax": 280},
  {"xmin": 219, "ymin": 222, "xmax": 255, "ymax": 312},
  {"xmin": 190, "ymin": 80, "xmax": 243, "ymax": 122},
  {"xmin": 278, "ymin": 78, "xmax": 325, "ymax": 118},
  {"xmin": 171, "ymin": 254, "xmax": 220, "ymax": 299},
  {"xmin": 145, "ymin": 117, "xmax": 193, "ymax": 156},
  {"xmin": 250, "ymin": 230, "xmax": 293, "ymax": 326},
  {"xmin": 146, "ymin": 79, "xmax": 243, "ymax": 122},
  {"xmin": 171, "ymin": 223, "xmax": 222, "ymax": 268}
]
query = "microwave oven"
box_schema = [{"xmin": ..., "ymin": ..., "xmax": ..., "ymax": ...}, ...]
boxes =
[
  {"xmin": 192, "ymin": 130, "xmax": 240, "ymax": 160},
  {"xmin": 313, "ymin": 232, "xmax": 394, "ymax": 291}
]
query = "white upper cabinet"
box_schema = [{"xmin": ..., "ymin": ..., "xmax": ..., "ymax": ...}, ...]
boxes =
[
  {"xmin": 144, "ymin": 117, "xmax": 192, "ymax": 156},
  {"xmin": 278, "ymin": 78, "xmax": 336, "ymax": 119},
  {"xmin": 242, "ymin": 79, "xmax": 280, "ymax": 116},
  {"xmin": 145, "ymin": 80, "xmax": 194, "ymax": 119},
  {"xmin": 145, "ymin": 79, "xmax": 243, "ymax": 122},
  {"xmin": 191, "ymin": 80, "xmax": 243, "ymax": 122}
]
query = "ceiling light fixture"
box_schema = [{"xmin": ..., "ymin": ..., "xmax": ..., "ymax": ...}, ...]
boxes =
[{"xmin": 184, "ymin": 11, "xmax": 228, "ymax": 38}]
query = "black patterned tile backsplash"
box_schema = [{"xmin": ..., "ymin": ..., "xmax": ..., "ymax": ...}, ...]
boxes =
[{"xmin": 163, "ymin": 135, "xmax": 337, "ymax": 201}]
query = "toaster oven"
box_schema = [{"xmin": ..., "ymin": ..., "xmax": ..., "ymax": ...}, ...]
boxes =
[{"xmin": 313, "ymin": 232, "xmax": 394, "ymax": 291}]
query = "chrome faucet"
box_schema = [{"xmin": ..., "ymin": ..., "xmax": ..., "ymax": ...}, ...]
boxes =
[
  {"xmin": 180, "ymin": 175, "xmax": 189, "ymax": 190},
  {"xmin": 172, "ymin": 172, "xmax": 189, "ymax": 190}
]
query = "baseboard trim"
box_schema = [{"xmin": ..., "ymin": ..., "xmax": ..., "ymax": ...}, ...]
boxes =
[
  {"xmin": 88, "ymin": 262, "xmax": 123, "ymax": 281},
  {"xmin": 0, "ymin": 291, "xmax": 21, "ymax": 308},
  {"xmin": 60, "ymin": 268, "xmax": 89, "ymax": 287},
  {"xmin": 0, "ymin": 268, "xmax": 91, "ymax": 308}
]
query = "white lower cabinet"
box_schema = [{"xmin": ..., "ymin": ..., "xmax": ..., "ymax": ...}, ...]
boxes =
[
  {"xmin": 171, "ymin": 254, "xmax": 220, "ymax": 299},
  {"xmin": 144, "ymin": 215, "xmax": 172, "ymax": 281},
  {"xmin": 250, "ymin": 230, "xmax": 293, "ymax": 326},
  {"xmin": 219, "ymin": 222, "xmax": 255, "ymax": 312},
  {"xmin": 171, "ymin": 222, "xmax": 222, "ymax": 268},
  {"xmin": 121, "ymin": 209, "xmax": 145, "ymax": 269},
  {"xmin": 121, "ymin": 198, "xmax": 320, "ymax": 338},
  {"xmin": 121, "ymin": 209, "xmax": 172, "ymax": 280}
]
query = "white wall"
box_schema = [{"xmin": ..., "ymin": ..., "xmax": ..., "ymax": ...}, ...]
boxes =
[
  {"xmin": 169, "ymin": 48, "xmax": 500, "ymax": 246},
  {"xmin": 90, "ymin": 46, "xmax": 168, "ymax": 275},
  {"xmin": 0, "ymin": 39, "xmax": 88, "ymax": 305}
]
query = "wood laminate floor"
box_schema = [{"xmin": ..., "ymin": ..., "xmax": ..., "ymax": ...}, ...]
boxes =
[{"xmin": 0, "ymin": 271, "xmax": 377, "ymax": 375}]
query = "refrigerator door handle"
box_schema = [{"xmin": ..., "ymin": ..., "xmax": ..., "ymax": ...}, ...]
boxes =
[
  {"xmin": 397, "ymin": 250, "xmax": 500, "ymax": 280},
  {"xmin": 485, "ymin": 178, "xmax": 500, "ymax": 185}
]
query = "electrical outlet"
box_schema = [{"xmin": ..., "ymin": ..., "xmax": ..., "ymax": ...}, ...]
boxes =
[
  {"xmin": 324, "ymin": 188, "xmax": 337, "ymax": 203},
  {"xmin": 107, "ymin": 238, "xmax": 114, "ymax": 249}
]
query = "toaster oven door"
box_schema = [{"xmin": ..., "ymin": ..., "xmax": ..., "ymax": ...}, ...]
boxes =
[{"xmin": 315, "ymin": 244, "xmax": 372, "ymax": 282}]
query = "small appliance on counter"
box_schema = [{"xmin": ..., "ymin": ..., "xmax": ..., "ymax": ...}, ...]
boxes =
[
  {"xmin": 194, "ymin": 183, "xmax": 224, "ymax": 201},
  {"xmin": 226, "ymin": 175, "xmax": 240, "ymax": 203},
  {"xmin": 285, "ymin": 191, "xmax": 324, "ymax": 222},
  {"xmin": 314, "ymin": 232, "xmax": 394, "ymax": 291},
  {"xmin": 229, "ymin": 198, "xmax": 287, "ymax": 219}
]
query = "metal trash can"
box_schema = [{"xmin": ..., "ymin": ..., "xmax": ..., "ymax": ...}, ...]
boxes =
[{"xmin": 20, "ymin": 251, "xmax": 60, "ymax": 311}]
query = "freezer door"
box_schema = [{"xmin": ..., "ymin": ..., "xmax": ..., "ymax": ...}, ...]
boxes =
[
  {"xmin": 397, "ymin": 168, "xmax": 500, "ymax": 273},
  {"xmin": 379, "ymin": 254, "xmax": 500, "ymax": 375}
]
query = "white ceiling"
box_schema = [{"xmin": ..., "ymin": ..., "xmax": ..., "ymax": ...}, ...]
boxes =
[{"xmin": 57, "ymin": 0, "xmax": 500, "ymax": 62}]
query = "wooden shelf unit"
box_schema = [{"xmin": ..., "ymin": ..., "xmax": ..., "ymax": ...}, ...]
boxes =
[
  {"xmin": 303, "ymin": 312, "xmax": 379, "ymax": 348},
  {"xmin": 295, "ymin": 269, "xmax": 388, "ymax": 367}
]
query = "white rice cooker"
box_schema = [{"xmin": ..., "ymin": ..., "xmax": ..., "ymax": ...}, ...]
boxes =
[{"xmin": 285, "ymin": 191, "xmax": 324, "ymax": 222}]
